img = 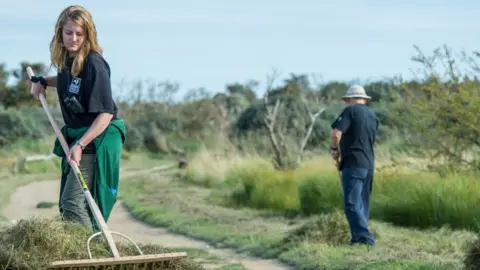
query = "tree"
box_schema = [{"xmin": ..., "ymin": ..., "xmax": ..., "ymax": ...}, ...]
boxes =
[
  {"xmin": 402, "ymin": 45, "xmax": 480, "ymax": 173},
  {"xmin": 262, "ymin": 69, "xmax": 326, "ymax": 170}
]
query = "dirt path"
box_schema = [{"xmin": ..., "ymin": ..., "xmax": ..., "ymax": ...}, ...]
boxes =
[{"xmin": 2, "ymin": 180, "xmax": 292, "ymax": 270}]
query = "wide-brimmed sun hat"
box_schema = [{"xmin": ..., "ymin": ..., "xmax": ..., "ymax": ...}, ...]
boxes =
[{"xmin": 342, "ymin": 84, "xmax": 371, "ymax": 100}]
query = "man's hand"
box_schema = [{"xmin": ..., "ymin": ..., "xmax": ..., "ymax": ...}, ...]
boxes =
[
  {"xmin": 331, "ymin": 149, "xmax": 339, "ymax": 160},
  {"xmin": 68, "ymin": 144, "xmax": 83, "ymax": 167}
]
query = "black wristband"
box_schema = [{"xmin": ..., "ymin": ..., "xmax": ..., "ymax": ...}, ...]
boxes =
[
  {"xmin": 331, "ymin": 147, "xmax": 338, "ymax": 151},
  {"xmin": 30, "ymin": 76, "xmax": 48, "ymax": 89}
]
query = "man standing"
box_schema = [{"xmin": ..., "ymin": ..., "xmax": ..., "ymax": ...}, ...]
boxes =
[{"xmin": 330, "ymin": 84, "xmax": 378, "ymax": 247}]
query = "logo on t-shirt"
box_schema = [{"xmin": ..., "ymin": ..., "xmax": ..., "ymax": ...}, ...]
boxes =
[{"xmin": 68, "ymin": 77, "xmax": 82, "ymax": 94}]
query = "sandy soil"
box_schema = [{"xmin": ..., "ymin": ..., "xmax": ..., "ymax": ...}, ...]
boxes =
[{"xmin": 2, "ymin": 180, "xmax": 292, "ymax": 270}]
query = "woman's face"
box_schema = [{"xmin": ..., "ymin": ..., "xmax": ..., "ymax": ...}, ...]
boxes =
[{"xmin": 62, "ymin": 19, "xmax": 85, "ymax": 55}]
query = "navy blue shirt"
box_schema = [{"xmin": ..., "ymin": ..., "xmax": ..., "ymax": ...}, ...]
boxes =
[
  {"xmin": 56, "ymin": 51, "xmax": 118, "ymax": 129},
  {"xmin": 331, "ymin": 104, "xmax": 379, "ymax": 170}
]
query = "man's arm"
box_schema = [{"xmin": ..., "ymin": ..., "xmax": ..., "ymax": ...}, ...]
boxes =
[
  {"xmin": 330, "ymin": 107, "xmax": 352, "ymax": 151},
  {"xmin": 330, "ymin": 129, "xmax": 342, "ymax": 150}
]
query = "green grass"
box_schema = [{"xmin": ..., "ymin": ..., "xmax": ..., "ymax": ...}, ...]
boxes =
[
  {"xmin": 120, "ymin": 172, "xmax": 476, "ymax": 270},
  {"xmin": 35, "ymin": 201, "xmax": 57, "ymax": 209},
  {"xmin": 213, "ymin": 156, "xmax": 480, "ymax": 232}
]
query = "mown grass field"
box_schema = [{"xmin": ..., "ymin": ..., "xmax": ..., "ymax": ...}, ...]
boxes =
[{"xmin": 119, "ymin": 147, "xmax": 480, "ymax": 270}]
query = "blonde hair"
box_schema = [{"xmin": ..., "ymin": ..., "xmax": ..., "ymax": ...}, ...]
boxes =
[{"xmin": 50, "ymin": 5, "xmax": 102, "ymax": 76}]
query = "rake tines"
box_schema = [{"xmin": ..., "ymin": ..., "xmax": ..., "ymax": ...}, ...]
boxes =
[{"xmin": 49, "ymin": 252, "xmax": 187, "ymax": 270}]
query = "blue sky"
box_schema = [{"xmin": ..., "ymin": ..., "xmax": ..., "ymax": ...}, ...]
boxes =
[{"xmin": 1, "ymin": 0, "xmax": 478, "ymax": 99}]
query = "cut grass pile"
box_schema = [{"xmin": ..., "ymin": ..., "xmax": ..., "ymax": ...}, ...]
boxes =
[
  {"xmin": 0, "ymin": 217, "xmax": 203, "ymax": 270},
  {"xmin": 282, "ymin": 210, "xmax": 359, "ymax": 246}
]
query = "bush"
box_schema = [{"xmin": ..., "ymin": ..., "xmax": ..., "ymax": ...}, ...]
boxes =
[
  {"xmin": 0, "ymin": 109, "xmax": 47, "ymax": 143},
  {"xmin": 123, "ymin": 124, "xmax": 144, "ymax": 151},
  {"xmin": 143, "ymin": 123, "xmax": 170, "ymax": 154}
]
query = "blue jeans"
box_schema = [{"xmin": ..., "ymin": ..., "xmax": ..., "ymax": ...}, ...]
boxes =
[{"xmin": 341, "ymin": 167, "xmax": 375, "ymax": 246}]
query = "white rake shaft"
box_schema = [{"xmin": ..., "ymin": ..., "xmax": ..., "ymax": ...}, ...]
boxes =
[{"xmin": 26, "ymin": 67, "xmax": 121, "ymax": 258}]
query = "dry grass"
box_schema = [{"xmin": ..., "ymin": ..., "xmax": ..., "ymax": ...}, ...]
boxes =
[
  {"xmin": 183, "ymin": 145, "xmax": 429, "ymax": 187},
  {"xmin": 0, "ymin": 217, "xmax": 203, "ymax": 270},
  {"xmin": 182, "ymin": 146, "xmax": 267, "ymax": 187}
]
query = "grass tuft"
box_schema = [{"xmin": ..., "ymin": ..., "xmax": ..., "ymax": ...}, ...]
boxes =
[{"xmin": 35, "ymin": 201, "xmax": 56, "ymax": 209}]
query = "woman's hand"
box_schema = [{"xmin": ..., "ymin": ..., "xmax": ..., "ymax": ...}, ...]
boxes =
[
  {"xmin": 68, "ymin": 144, "xmax": 83, "ymax": 167},
  {"xmin": 30, "ymin": 81, "xmax": 46, "ymax": 100}
]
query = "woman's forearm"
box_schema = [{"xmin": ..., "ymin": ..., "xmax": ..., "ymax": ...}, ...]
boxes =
[
  {"xmin": 45, "ymin": 76, "xmax": 57, "ymax": 88},
  {"xmin": 79, "ymin": 113, "xmax": 114, "ymax": 146}
]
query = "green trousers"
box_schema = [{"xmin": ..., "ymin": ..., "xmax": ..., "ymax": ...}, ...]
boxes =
[{"xmin": 59, "ymin": 154, "xmax": 96, "ymax": 228}]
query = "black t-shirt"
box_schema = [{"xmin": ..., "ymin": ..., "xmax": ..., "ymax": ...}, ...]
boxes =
[
  {"xmin": 56, "ymin": 51, "xmax": 118, "ymax": 129},
  {"xmin": 331, "ymin": 104, "xmax": 379, "ymax": 170}
]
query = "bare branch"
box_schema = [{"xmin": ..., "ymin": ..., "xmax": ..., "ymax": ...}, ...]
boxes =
[
  {"xmin": 262, "ymin": 69, "xmax": 286, "ymax": 169},
  {"xmin": 262, "ymin": 68, "xmax": 282, "ymax": 131},
  {"xmin": 298, "ymin": 94, "xmax": 326, "ymax": 159}
]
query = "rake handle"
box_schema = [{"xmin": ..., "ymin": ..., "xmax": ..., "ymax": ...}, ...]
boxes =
[{"xmin": 26, "ymin": 67, "xmax": 121, "ymax": 258}]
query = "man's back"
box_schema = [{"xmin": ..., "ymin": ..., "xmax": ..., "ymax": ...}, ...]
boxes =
[{"xmin": 331, "ymin": 103, "xmax": 378, "ymax": 169}]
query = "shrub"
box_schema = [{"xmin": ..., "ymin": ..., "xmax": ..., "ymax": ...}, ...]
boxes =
[
  {"xmin": 123, "ymin": 124, "xmax": 144, "ymax": 151},
  {"xmin": 0, "ymin": 109, "xmax": 47, "ymax": 143},
  {"xmin": 143, "ymin": 123, "xmax": 170, "ymax": 154}
]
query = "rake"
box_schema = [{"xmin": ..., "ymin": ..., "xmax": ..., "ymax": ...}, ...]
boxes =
[{"xmin": 26, "ymin": 67, "xmax": 187, "ymax": 269}]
